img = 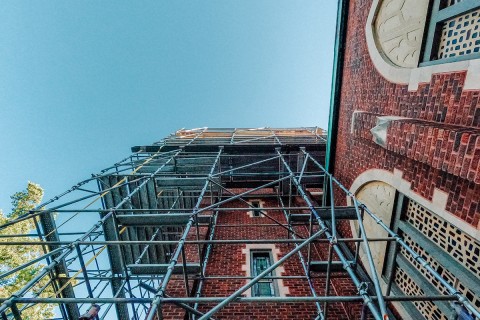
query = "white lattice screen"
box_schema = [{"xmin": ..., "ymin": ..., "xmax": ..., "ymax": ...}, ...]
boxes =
[
  {"xmin": 394, "ymin": 267, "xmax": 447, "ymax": 320},
  {"xmin": 395, "ymin": 199, "xmax": 480, "ymax": 317},
  {"xmin": 457, "ymin": 282, "xmax": 480, "ymax": 316},
  {"xmin": 401, "ymin": 234, "xmax": 454, "ymax": 295},
  {"xmin": 401, "ymin": 233, "xmax": 480, "ymax": 313},
  {"xmin": 438, "ymin": 9, "xmax": 480, "ymax": 59},
  {"xmin": 404, "ymin": 200, "xmax": 480, "ymax": 278}
]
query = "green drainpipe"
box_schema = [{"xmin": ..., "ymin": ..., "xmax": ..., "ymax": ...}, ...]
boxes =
[{"xmin": 325, "ymin": 0, "xmax": 349, "ymax": 176}]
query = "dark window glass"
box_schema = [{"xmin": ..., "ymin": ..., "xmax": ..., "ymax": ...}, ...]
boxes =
[
  {"xmin": 251, "ymin": 251, "xmax": 275, "ymax": 296},
  {"xmin": 251, "ymin": 201, "xmax": 262, "ymax": 217}
]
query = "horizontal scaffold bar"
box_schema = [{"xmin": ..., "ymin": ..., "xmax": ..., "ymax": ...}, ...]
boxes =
[
  {"xmin": 0, "ymin": 295, "xmax": 459, "ymax": 304},
  {"xmin": 0, "ymin": 237, "xmax": 395, "ymax": 246},
  {"xmin": 30, "ymin": 206, "xmax": 349, "ymax": 213}
]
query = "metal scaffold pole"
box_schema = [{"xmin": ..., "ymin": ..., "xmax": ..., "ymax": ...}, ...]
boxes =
[
  {"xmin": 278, "ymin": 149, "xmax": 384, "ymax": 320},
  {"xmin": 146, "ymin": 147, "xmax": 223, "ymax": 320},
  {"xmin": 0, "ymin": 128, "xmax": 477, "ymax": 320}
]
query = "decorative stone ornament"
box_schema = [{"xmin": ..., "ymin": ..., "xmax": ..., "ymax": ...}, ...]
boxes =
[
  {"xmin": 374, "ymin": 0, "xmax": 429, "ymax": 68},
  {"xmin": 366, "ymin": 0, "xmax": 480, "ymax": 90}
]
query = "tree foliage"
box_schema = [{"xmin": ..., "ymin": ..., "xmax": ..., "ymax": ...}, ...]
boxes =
[{"xmin": 0, "ymin": 182, "xmax": 55, "ymax": 320}]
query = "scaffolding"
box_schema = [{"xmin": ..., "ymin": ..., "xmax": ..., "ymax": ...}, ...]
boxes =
[{"xmin": 0, "ymin": 127, "xmax": 477, "ymax": 320}]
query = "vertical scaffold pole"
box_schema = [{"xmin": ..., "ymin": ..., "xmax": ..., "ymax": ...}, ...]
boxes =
[
  {"xmin": 146, "ymin": 147, "xmax": 223, "ymax": 320},
  {"xmin": 279, "ymin": 149, "xmax": 383, "ymax": 320}
]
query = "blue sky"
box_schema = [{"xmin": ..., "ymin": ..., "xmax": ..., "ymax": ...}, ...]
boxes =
[{"xmin": 0, "ymin": 1, "xmax": 337, "ymax": 212}]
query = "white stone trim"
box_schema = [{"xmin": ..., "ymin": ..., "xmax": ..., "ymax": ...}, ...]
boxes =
[
  {"xmin": 241, "ymin": 244, "xmax": 290, "ymax": 297},
  {"xmin": 366, "ymin": 0, "xmax": 480, "ymax": 91},
  {"xmin": 350, "ymin": 110, "xmax": 365, "ymax": 134},
  {"xmin": 371, "ymin": 116, "xmax": 408, "ymax": 147},
  {"xmin": 347, "ymin": 168, "xmax": 479, "ymax": 320},
  {"xmin": 347, "ymin": 168, "xmax": 479, "ymax": 239}
]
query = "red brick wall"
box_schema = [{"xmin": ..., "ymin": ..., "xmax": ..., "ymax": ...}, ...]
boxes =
[
  {"xmin": 188, "ymin": 189, "xmax": 361, "ymax": 319},
  {"xmin": 333, "ymin": 0, "xmax": 480, "ymax": 227},
  {"xmin": 158, "ymin": 204, "xmax": 211, "ymax": 319}
]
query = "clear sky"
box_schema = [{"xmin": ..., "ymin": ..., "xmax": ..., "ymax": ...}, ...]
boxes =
[{"xmin": 0, "ymin": 1, "xmax": 338, "ymax": 212}]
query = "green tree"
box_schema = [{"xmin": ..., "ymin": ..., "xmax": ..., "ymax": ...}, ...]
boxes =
[{"xmin": 0, "ymin": 182, "xmax": 54, "ymax": 320}]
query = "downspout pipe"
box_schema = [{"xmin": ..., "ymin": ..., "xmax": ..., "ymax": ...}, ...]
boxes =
[{"xmin": 325, "ymin": 0, "xmax": 349, "ymax": 176}]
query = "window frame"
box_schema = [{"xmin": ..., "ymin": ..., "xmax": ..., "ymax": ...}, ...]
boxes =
[
  {"xmin": 250, "ymin": 250, "xmax": 277, "ymax": 297},
  {"xmin": 249, "ymin": 200, "xmax": 265, "ymax": 218},
  {"xmin": 421, "ymin": 0, "xmax": 480, "ymax": 66},
  {"xmin": 382, "ymin": 193, "xmax": 480, "ymax": 319}
]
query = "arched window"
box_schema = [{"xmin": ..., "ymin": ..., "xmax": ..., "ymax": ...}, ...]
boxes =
[
  {"xmin": 352, "ymin": 181, "xmax": 480, "ymax": 319},
  {"xmin": 422, "ymin": 0, "xmax": 480, "ymax": 66},
  {"xmin": 385, "ymin": 195, "xmax": 480, "ymax": 319},
  {"xmin": 367, "ymin": 0, "xmax": 480, "ymax": 90}
]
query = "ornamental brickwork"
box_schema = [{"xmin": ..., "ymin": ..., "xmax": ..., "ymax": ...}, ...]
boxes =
[{"xmin": 334, "ymin": 0, "xmax": 480, "ymax": 228}]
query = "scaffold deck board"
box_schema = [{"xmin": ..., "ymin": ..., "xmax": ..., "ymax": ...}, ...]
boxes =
[
  {"xmin": 155, "ymin": 177, "xmax": 218, "ymax": 187},
  {"xmin": 128, "ymin": 263, "xmax": 201, "ymax": 275},
  {"xmin": 310, "ymin": 261, "xmax": 351, "ymax": 272},
  {"xmin": 116, "ymin": 213, "xmax": 211, "ymax": 226},
  {"xmin": 289, "ymin": 206, "xmax": 357, "ymax": 222}
]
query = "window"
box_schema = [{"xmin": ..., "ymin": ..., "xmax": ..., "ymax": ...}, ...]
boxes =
[
  {"xmin": 368, "ymin": 0, "xmax": 480, "ymax": 88},
  {"xmin": 248, "ymin": 200, "xmax": 265, "ymax": 218},
  {"xmin": 421, "ymin": 0, "xmax": 480, "ymax": 65},
  {"xmin": 384, "ymin": 196, "xmax": 480, "ymax": 319},
  {"xmin": 242, "ymin": 244, "xmax": 289, "ymax": 297},
  {"xmin": 251, "ymin": 251, "xmax": 276, "ymax": 297},
  {"xmin": 251, "ymin": 201, "xmax": 262, "ymax": 217}
]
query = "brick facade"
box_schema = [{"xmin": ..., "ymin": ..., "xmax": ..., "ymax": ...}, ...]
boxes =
[
  {"xmin": 330, "ymin": 1, "xmax": 480, "ymax": 319},
  {"xmin": 333, "ymin": 0, "xmax": 480, "ymax": 228},
  {"xmin": 160, "ymin": 189, "xmax": 362, "ymax": 319}
]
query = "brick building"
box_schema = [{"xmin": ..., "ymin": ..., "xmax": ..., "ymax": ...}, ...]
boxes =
[
  {"xmin": 327, "ymin": 0, "xmax": 480, "ymax": 319},
  {"xmin": 1, "ymin": 1, "xmax": 480, "ymax": 319},
  {"xmin": 94, "ymin": 127, "xmax": 476, "ymax": 320},
  {"xmin": 121, "ymin": 127, "xmax": 362, "ymax": 320},
  {"xmin": 0, "ymin": 126, "xmax": 478, "ymax": 319},
  {"xmin": 53, "ymin": 126, "xmax": 440, "ymax": 320},
  {"xmin": 120, "ymin": 127, "xmax": 392, "ymax": 320}
]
